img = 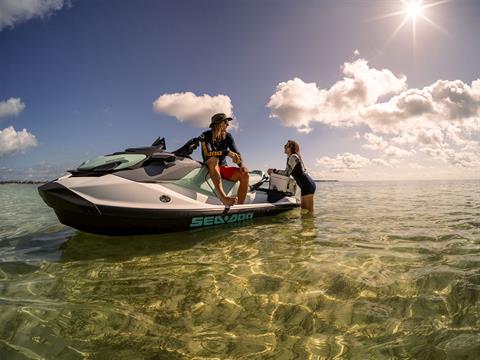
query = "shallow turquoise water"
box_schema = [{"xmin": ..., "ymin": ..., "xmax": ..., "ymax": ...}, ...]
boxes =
[{"xmin": 0, "ymin": 181, "xmax": 479, "ymax": 359}]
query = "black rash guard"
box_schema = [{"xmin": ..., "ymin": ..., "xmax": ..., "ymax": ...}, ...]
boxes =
[
  {"xmin": 199, "ymin": 130, "xmax": 242, "ymax": 167},
  {"xmin": 274, "ymin": 154, "xmax": 316, "ymax": 196}
]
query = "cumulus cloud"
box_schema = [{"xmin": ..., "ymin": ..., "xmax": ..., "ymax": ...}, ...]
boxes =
[
  {"xmin": 372, "ymin": 158, "xmax": 393, "ymax": 167},
  {"xmin": 391, "ymin": 127, "xmax": 444, "ymax": 147},
  {"xmin": 316, "ymin": 153, "xmax": 371, "ymax": 172},
  {"xmin": 0, "ymin": 126, "xmax": 38, "ymax": 156},
  {"xmin": 360, "ymin": 79, "xmax": 480, "ymax": 167},
  {"xmin": 0, "ymin": 0, "xmax": 68, "ymax": 31},
  {"xmin": 153, "ymin": 92, "xmax": 233, "ymax": 128},
  {"xmin": 328, "ymin": 60, "xmax": 406, "ymax": 111},
  {"xmin": 268, "ymin": 57, "xmax": 480, "ymax": 168},
  {"xmin": 362, "ymin": 133, "xmax": 387, "ymax": 150},
  {"xmin": 420, "ymin": 145, "xmax": 480, "ymax": 168},
  {"xmin": 0, "ymin": 98, "xmax": 25, "ymax": 118},
  {"xmin": 316, "ymin": 149, "xmax": 411, "ymax": 174},
  {"xmin": 266, "ymin": 78, "xmax": 323, "ymax": 133},
  {"xmin": 361, "ymin": 132, "xmax": 415, "ymax": 160},
  {"xmin": 361, "ymin": 80, "xmax": 480, "ymax": 134},
  {"xmin": 383, "ymin": 145, "xmax": 415, "ymax": 158},
  {"xmin": 430, "ymin": 80, "xmax": 480, "ymax": 119},
  {"xmin": 268, "ymin": 59, "xmax": 479, "ymax": 137},
  {"xmin": 267, "ymin": 59, "xmax": 406, "ymax": 129}
]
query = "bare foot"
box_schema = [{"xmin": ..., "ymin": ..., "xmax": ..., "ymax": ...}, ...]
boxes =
[{"xmin": 221, "ymin": 196, "xmax": 237, "ymax": 207}]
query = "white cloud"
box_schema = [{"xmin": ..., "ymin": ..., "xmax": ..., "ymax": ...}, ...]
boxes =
[
  {"xmin": 0, "ymin": 0, "xmax": 68, "ymax": 31},
  {"xmin": 153, "ymin": 92, "xmax": 233, "ymax": 128},
  {"xmin": 362, "ymin": 132, "xmax": 387, "ymax": 150},
  {"xmin": 372, "ymin": 158, "xmax": 393, "ymax": 167},
  {"xmin": 420, "ymin": 145, "xmax": 480, "ymax": 168},
  {"xmin": 430, "ymin": 80, "xmax": 480, "ymax": 119},
  {"xmin": 316, "ymin": 152, "xmax": 371, "ymax": 172},
  {"xmin": 361, "ymin": 80, "xmax": 480, "ymax": 134},
  {"xmin": 383, "ymin": 145, "xmax": 415, "ymax": 158},
  {"xmin": 0, "ymin": 126, "xmax": 38, "ymax": 156},
  {"xmin": 0, "ymin": 98, "xmax": 25, "ymax": 118},
  {"xmin": 266, "ymin": 78, "xmax": 323, "ymax": 133},
  {"xmin": 361, "ymin": 132, "xmax": 415, "ymax": 160},
  {"xmin": 268, "ymin": 58, "xmax": 480, "ymax": 169},
  {"xmin": 329, "ymin": 60, "xmax": 406, "ymax": 111},
  {"xmin": 391, "ymin": 127, "xmax": 444, "ymax": 147},
  {"xmin": 354, "ymin": 49, "xmax": 360, "ymax": 56},
  {"xmin": 267, "ymin": 59, "xmax": 406, "ymax": 129}
]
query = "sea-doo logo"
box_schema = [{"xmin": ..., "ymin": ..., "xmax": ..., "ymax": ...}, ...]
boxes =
[{"xmin": 190, "ymin": 212, "xmax": 254, "ymax": 228}]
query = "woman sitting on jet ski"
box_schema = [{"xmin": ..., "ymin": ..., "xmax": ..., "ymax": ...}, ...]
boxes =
[{"xmin": 268, "ymin": 140, "xmax": 316, "ymax": 212}]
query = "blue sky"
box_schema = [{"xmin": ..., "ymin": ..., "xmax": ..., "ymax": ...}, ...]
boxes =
[{"xmin": 0, "ymin": 0, "xmax": 479, "ymax": 180}]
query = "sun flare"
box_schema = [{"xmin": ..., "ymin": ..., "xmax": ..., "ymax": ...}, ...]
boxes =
[
  {"xmin": 405, "ymin": 0, "xmax": 423, "ymax": 19},
  {"xmin": 371, "ymin": 0, "xmax": 450, "ymax": 50}
]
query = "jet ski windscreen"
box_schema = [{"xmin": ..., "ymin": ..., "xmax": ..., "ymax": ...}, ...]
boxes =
[{"xmin": 77, "ymin": 154, "xmax": 146, "ymax": 171}]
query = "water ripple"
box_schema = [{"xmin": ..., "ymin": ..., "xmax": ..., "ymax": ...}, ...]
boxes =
[{"xmin": 0, "ymin": 181, "xmax": 479, "ymax": 358}]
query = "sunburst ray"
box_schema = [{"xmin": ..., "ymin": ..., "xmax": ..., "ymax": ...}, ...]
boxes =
[
  {"xmin": 418, "ymin": 12, "xmax": 450, "ymax": 35},
  {"xmin": 372, "ymin": 0, "xmax": 449, "ymax": 52},
  {"xmin": 385, "ymin": 15, "xmax": 411, "ymax": 47}
]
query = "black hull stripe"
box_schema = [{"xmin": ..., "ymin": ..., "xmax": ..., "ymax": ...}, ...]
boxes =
[{"xmin": 54, "ymin": 204, "xmax": 295, "ymax": 235}]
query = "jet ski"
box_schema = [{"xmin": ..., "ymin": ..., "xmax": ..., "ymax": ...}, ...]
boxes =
[{"xmin": 38, "ymin": 137, "xmax": 298, "ymax": 235}]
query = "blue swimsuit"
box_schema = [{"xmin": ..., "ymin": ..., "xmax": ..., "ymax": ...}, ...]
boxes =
[{"xmin": 274, "ymin": 154, "xmax": 316, "ymax": 196}]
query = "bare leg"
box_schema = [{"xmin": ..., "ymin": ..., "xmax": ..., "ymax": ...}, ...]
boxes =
[
  {"xmin": 229, "ymin": 169, "xmax": 250, "ymax": 204},
  {"xmin": 301, "ymin": 194, "xmax": 314, "ymax": 212},
  {"xmin": 205, "ymin": 158, "xmax": 237, "ymax": 206}
]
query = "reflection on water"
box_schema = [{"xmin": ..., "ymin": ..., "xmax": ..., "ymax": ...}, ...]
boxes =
[{"xmin": 0, "ymin": 181, "xmax": 479, "ymax": 359}]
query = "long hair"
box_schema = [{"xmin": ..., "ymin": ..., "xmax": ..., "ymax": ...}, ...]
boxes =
[
  {"xmin": 211, "ymin": 122, "xmax": 227, "ymax": 141},
  {"xmin": 286, "ymin": 140, "xmax": 300, "ymax": 157}
]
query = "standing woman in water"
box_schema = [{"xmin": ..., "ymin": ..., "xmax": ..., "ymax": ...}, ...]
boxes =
[{"xmin": 268, "ymin": 140, "xmax": 316, "ymax": 212}]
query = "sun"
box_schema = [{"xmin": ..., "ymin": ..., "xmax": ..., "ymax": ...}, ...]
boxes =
[
  {"xmin": 370, "ymin": 0, "xmax": 450, "ymax": 51},
  {"xmin": 405, "ymin": 0, "xmax": 423, "ymax": 20}
]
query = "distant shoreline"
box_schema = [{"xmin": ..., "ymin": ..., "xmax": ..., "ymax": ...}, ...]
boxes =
[
  {"xmin": 2, "ymin": 179, "xmax": 477, "ymax": 185},
  {"xmin": 1, "ymin": 180, "xmax": 339, "ymax": 185},
  {"xmin": 0, "ymin": 181, "xmax": 47, "ymax": 185}
]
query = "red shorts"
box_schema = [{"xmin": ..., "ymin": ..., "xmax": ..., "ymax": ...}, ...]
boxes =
[{"xmin": 219, "ymin": 166, "xmax": 237, "ymax": 181}]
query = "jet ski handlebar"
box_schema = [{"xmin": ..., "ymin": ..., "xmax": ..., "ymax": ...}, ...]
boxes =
[
  {"xmin": 150, "ymin": 136, "xmax": 199, "ymax": 158},
  {"xmin": 151, "ymin": 137, "xmax": 166, "ymax": 150},
  {"xmin": 172, "ymin": 137, "xmax": 200, "ymax": 158}
]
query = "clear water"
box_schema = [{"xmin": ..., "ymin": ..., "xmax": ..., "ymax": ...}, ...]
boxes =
[{"xmin": 0, "ymin": 181, "xmax": 479, "ymax": 359}]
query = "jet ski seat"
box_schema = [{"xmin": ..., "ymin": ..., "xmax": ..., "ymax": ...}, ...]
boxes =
[{"xmin": 172, "ymin": 167, "xmax": 266, "ymax": 199}]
